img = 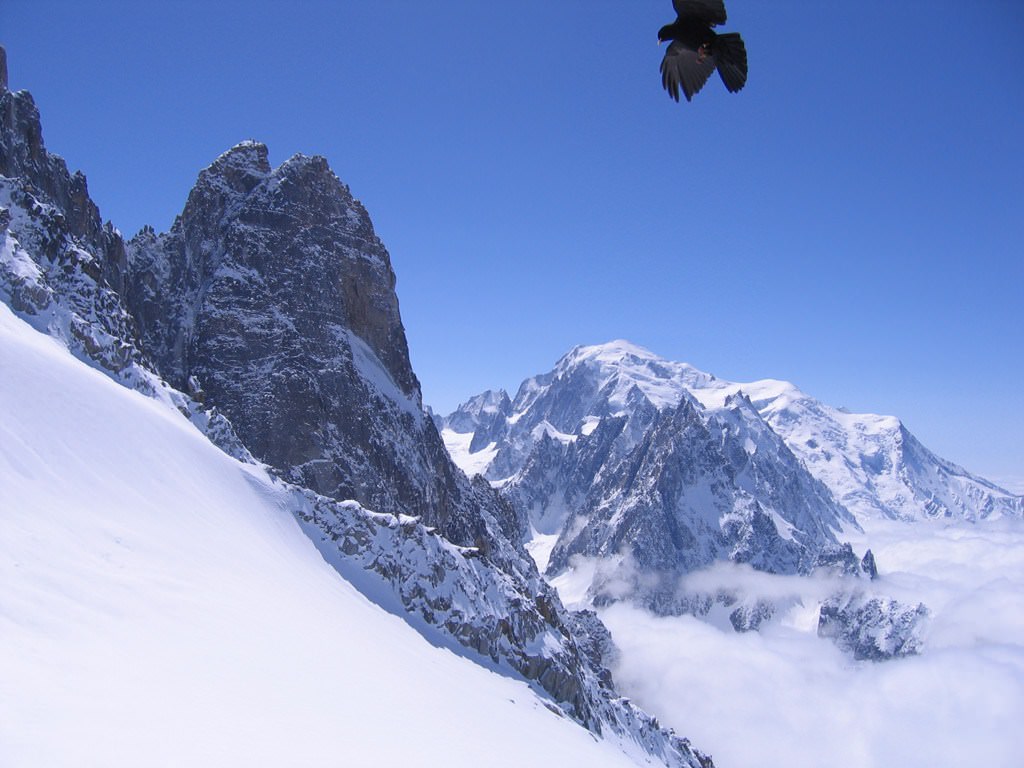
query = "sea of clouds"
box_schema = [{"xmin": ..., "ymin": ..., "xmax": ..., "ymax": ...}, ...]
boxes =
[{"xmin": 598, "ymin": 518, "xmax": 1024, "ymax": 768}]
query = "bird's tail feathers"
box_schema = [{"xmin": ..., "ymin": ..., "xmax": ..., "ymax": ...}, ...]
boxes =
[{"xmin": 715, "ymin": 33, "xmax": 747, "ymax": 93}]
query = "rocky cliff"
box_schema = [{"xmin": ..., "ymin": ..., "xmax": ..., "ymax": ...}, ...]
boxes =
[{"xmin": 124, "ymin": 142, "xmax": 529, "ymax": 561}]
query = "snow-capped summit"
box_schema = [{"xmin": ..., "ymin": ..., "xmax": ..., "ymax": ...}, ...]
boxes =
[
  {"xmin": 719, "ymin": 379, "xmax": 1023, "ymax": 522},
  {"xmin": 443, "ymin": 341, "xmax": 1022, "ymax": 526},
  {"xmin": 441, "ymin": 341, "xmax": 854, "ymax": 604},
  {"xmin": 516, "ymin": 340, "xmax": 711, "ymax": 420}
]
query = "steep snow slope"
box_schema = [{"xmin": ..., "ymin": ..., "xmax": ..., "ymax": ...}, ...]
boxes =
[
  {"xmin": 2, "ymin": 62, "xmax": 709, "ymax": 764},
  {"xmin": 0, "ymin": 304, "xmax": 645, "ymax": 768}
]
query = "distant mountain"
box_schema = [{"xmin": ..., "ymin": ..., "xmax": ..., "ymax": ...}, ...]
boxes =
[
  {"xmin": 440, "ymin": 341, "xmax": 1021, "ymax": 620},
  {"xmin": 443, "ymin": 340, "xmax": 1021, "ymax": 527},
  {"xmin": 439, "ymin": 342, "xmax": 849, "ymax": 614},
  {"xmin": 0, "ymin": 52, "xmax": 708, "ymax": 768},
  {"xmin": 701, "ymin": 377, "xmax": 1024, "ymax": 522}
]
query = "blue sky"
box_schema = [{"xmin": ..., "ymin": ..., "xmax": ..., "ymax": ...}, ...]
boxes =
[{"xmin": 3, "ymin": 1, "xmax": 1022, "ymax": 488}]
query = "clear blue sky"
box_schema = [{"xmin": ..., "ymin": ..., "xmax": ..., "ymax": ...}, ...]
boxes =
[{"xmin": 3, "ymin": 1, "xmax": 1022, "ymax": 490}]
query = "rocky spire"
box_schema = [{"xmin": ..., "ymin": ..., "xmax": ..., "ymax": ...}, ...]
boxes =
[{"xmin": 0, "ymin": 46, "xmax": 126, "ymax": 292}]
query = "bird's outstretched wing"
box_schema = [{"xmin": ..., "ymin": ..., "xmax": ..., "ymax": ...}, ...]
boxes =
[
  {"xmin": 660, "ymin": 41, "xmax": 716, "ymax": 102},
  {"xmin": 672, "ymin": 0, "xmax": 727, "ymax": 26},
  {"xmin": 714, "ymin": 32, "xmax": 747, "ymax": 93}
]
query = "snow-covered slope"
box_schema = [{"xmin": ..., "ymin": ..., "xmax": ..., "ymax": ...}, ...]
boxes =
[{"xmin": 0, "ymin": 302, "xmax": 651, "ymax": 768}]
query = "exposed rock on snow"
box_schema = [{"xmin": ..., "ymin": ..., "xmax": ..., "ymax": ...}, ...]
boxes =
[{"xmin": 818, "ymin": 592, "xmax": 929, "ymax": 661}]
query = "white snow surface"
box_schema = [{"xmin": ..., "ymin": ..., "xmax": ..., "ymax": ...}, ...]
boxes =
[
  {"xmin": 440, "ymin": 427, "xmax": 498, "ymax": 478},
  {"xmin": 692, "ymin": 376, "xmax": 1021, "ymax": 522},
  {"xmin": 0, "ymin": 304, "xmax": 640, "ymax": 768},
  {"xmin": 521, "ymin": 340, "xmax": 712, "ymax": 417}
]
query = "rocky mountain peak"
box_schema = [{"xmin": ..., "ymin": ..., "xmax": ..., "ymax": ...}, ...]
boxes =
[
  {"xmin": 198, "ymin": 140, "xmax": 272, "ymax": 194},
  {"xmin": 126, "ymin": 142, "xmax": 435, "ymax": 503},
  {"xmin": 0, "ymin": 49, "xmax": 127, "ymax": 306},
  {"xmin": 1, "ymin": 78, "xmax": 47, "ymax": 184}
]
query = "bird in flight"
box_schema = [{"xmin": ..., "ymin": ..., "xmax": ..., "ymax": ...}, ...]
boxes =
[{"xmin": 658, "ymin": 0, "xmax": 747, "ymax": 102}]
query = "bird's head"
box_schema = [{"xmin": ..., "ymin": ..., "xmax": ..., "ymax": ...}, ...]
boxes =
[{"xmin": 657, "ymin": 25, "xmax": 673, "ymax": 45}]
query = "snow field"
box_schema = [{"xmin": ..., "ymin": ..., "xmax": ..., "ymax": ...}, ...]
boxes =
[{"xmin": 0, "ymin": 303, "xmax": 639, "ymax": 768}]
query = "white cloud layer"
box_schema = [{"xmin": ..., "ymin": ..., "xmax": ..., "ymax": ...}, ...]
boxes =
[{"xmin": 601, "ymin": 518, "xmax": 1024, "ymax": 768}]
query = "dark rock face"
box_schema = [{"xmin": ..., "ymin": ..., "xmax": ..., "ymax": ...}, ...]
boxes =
[
  {"xmin": 0, "ymin": 76, "xmax": 123, "ymax": 291},
  {"xmin": 728, "ymin": 599, "xmax": 776, "ymax": 632},
  {"xmin": 127, "ymin": 143, "xmax": 414, "ymax": 394},
  {"xmin": 861, "ymin": 549, "xmax": 878, "ymax": 580},
  {"xmin": 125, "ymin": 143, "xmax": 520, "ymax": 556},
  {"xmin": 814, "ymin": 543, "xmax": 879, "ymax": 580},
  {"xmin": 0, "ymin": 70, "xmax": 139, "ymax": 380}
]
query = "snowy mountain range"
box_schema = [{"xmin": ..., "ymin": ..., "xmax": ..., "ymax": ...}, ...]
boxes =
[
  {"xmin": 0, "ymin": 50, "xmax": 709, "ymax": 767},
  {"xmin": 441, "ymin": 340, "xmax": 1021, "ymax": 527},
  {"xmin": 438, "ymin": 340, "xmax": 1021, "ymax": 633}
]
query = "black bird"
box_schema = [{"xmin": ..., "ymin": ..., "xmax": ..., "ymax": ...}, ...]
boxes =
[{"xmin": 658, "ymin": 0, "xmax": 747, "ymax": 102}]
